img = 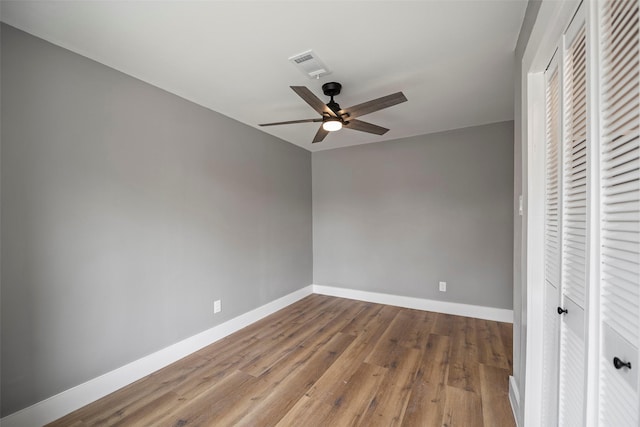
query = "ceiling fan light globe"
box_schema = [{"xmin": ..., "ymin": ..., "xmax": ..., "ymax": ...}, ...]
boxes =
[{"xmin": 322, "ymin": 120, "xmax": 342, "ymax": 132}]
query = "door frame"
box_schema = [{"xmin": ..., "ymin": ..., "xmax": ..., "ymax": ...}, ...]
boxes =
[{"xmin": 513, "ymin": 1, "xmax": 582, "ymax": 426}]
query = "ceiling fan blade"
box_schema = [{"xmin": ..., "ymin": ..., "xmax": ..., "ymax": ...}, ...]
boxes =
[
  {"xmin": 291, "ymin": 86, "xmax": 336, "ymax": 117},
  {"xmin": 259, "ymin": 118, "xmax": 322, "ymax": 127},
  {"xmin": 312, "ymin": 125, "xmax": 330, "ymax": 143},
  {"xmin": 341, "ymin": 92, "xmax": 407, "ymax": 119},
  {"xmin": 344, "ymin": 119, "xmax": 389, "ymax": 135}
]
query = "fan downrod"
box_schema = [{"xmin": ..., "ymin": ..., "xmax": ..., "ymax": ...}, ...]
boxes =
[{"xmin": 322, "ymin": 82, "xmax": 343, "ymax": 115}]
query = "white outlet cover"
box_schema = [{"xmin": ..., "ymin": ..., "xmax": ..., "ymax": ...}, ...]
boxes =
[
  {"xmin": 439, "ymin": 282, "xmax": 447, "ymax": 292},
  {"xmin": 214, "ymin": 300, "xmax": 221, "ymax": 313}
]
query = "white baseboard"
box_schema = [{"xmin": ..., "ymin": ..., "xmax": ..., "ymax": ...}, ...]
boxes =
[
  {"xmin": 509, "ymin": 375, "xmax": 521, "ymax": 427},
  {"xmin": 0, "ymin": 285, "xmax": 313, "ymax": 427},
  {"xmin": 2, "ymin": 283, "xmax": 514, "ymax": 426},
  {"xmin": 312, "ymin": 284, "xmax": 514, "ymax": 323}
]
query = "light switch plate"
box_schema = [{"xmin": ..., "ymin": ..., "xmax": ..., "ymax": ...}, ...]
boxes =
[{"xmin": 519, "ymin": 195, "xmax": 524, "ymax": 216}]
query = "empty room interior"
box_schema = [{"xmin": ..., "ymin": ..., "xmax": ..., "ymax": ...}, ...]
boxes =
[{"xmin": 1, "ymin": 1, "xmax": 638, "ymax": 426}]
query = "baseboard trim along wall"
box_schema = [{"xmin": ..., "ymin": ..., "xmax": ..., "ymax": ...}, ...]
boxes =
[
  {"xmin": 2, "ymin": 284, "xmax": 513, "ymax": 426},
  {"xmin": 0, "ymin": 286, "xmax": 314, "ymax": 427},
  {"xmin": 313, "ymin": 285, "xmax": 514, "ymax": 323},
  {"xmin": 509, "ymin": 375, "xmax": 521, "ymax": 427}
]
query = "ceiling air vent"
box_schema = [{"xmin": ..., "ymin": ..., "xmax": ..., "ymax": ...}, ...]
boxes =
[{"xmin": 288, "ymin": 50, "xmax": 331, "ymax": 79}]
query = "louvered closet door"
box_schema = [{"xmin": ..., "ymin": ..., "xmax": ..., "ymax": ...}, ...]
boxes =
[
  {"xmin": 558, "ymin": 9, "xmax": 588, "ymax": 427},
  {"xmin": 598, "ymin": 0, "xmax": 640, "ymax": 425},
  {"xmin": 542, "ymin": 55, "xmax": 562, "ymax": 427}
]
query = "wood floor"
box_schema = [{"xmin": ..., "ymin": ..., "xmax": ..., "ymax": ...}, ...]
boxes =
[{"xmin": 48, "ymin": 295, "xmax": 515, "ymax": 427}]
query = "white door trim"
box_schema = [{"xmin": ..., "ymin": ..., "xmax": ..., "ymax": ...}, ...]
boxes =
[{"xmin": 518, "ymin": 1, "xmax": 582, "ymax": 425}]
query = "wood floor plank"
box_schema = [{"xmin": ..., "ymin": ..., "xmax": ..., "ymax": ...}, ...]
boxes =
[
  {"xmin": 368, "ymin": 308, "xmax": 434, "ymax": 354},
  {"xmin": 476, "ymin": 319, "xmax": 511, "ymax": 370},
  {"xmin": 275, "ymin": 362, "xmax": 389, "ymax": 427},
  {"xmin": 442, "ymin": 385, "xmax": 484, "ymax": 427},
  {"xmin": 356, "ymin": 345, "xmax": 422, "ymax": 426},
  {"xmin": 303, "ymin": 305, "xmax": 399, "ymax": 403},
  {"xmin": 274, "ymin": 395, "xmax": 333, "ymax": 427},
  {"xmin": 404, "ymin": 382, "xmax": 448, "ymax": 427},
  {"xmin": 402, "ymin": 333, "xmax": 451, "ymax": 427},
  {"xmin": 238, "ymin": 298, "xmax": 365, "ymax": 377},
  {"xmin": 220, "ymin": 333, "xmax": 355, "ymax": 426},
  {"xmin": 202, "ymin": 294, "xmax": 339, "ymax": 366},
  {"xmin": 168, "ymin": 301, "xmax": 353, "ymax": 425},
  {"xmin": 498, "ymin": 321, "xmax": 514, "ymax": 373},
  {"xmin": 432, "ymin": 312, "xmax": 458, "ymax": 336},
  {"xmin": 310, "ymin": 362, "xmax": 388, "ymax": 425},
  {"xmin": 48, "ymin": 295, "xmax": 515, "ymax": 427},
  {"xmin": 48, "ymin": 365, "xmax": 183, "ymax": 426},
  {"xmin": 169, "ymin": 352, "xmax": 247, "ymax": 401},
  {"xmin": 479, "ymin": 364, "xmax": 516, "ymax": 427},
  {"xmin": 109, "ymin": 391, "xmax": 182, "ymax": 426},
  {"xmin": 161, "ymin": 369, "xmax": 257, "ymax": 426},
  {"xmin": 233, "ymin": 297, "xmax": 346, "ymax": 373},
  {"xmin": 339, "ymin": 301, "xmax": 399, "ymax": 337},
  {"xmin": 409, "ymin": 310, "xmax": 438, "ymax": 349},
  {"xmin": 447, "ymin": 316, "xmax": 481, "ymax": 393}
]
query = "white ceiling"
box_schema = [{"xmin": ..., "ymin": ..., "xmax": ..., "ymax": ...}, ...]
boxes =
[{"xmin": 2, "ymin": 1, "xmax": 527, "ymax": 152}]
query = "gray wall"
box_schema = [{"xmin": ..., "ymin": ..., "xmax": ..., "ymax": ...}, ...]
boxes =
[
  {"xmin": 313, "ymin": 122, "xmax": 514, "ymax": 309},
  {"xmin": 1, "ymin": 24, "xmax": 312, "ymax": 416}
]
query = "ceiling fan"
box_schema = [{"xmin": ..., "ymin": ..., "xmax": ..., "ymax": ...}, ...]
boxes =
[{"xmin": 259, "ymin": 82, "xmax": 407, "ymax": 143}]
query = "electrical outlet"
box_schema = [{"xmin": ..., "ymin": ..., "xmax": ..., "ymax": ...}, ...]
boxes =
[
  {"xmin": 214, "ymin": 300, "xmax": 221, "ymax": 314},
  {"xmin": 439, "ymin": 281, "xmax": 447, "ymax": 292}
]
